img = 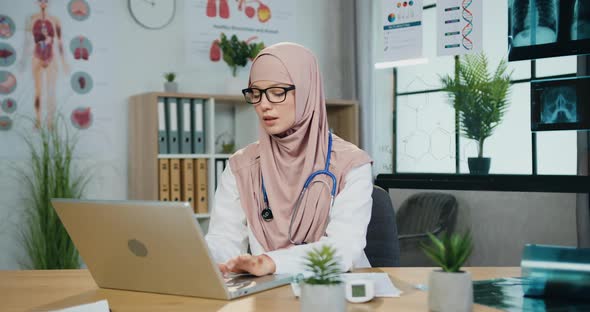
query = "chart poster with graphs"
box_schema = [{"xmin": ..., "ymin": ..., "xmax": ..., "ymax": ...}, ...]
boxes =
[
  {"xmin": 437, "ymin": 0, "xmax": 482, "ymax": 56},
  {"xmin": 381, "ymin": 0, "xmax": 424, "ymax": 64},
  {"xmin": 185, "ymin": 0, "xmax": 296, "ymax": 73}
]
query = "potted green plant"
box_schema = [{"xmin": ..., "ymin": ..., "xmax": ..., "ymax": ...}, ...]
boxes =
[
  {"xmin": 300, "ymin": 245, "xmax": 345, "ymax": 312},
  {"xmin": 215, "ymin": 131, "xmax": 235, "ymax": 154},
  {"xmin": 421, "ymin": 231, "xmax": 474, "ymax": 312},
  {"xmin": 440, "ymin": 53, "xmax": 512, "ymax": 174},
  {"xmin": 18, "ymin": 116, "xmax": 91, "ymax": 269},
  {"xmin": 218, "ymin": 33, "xmax": 265, "ymax": 77},
  {"xmin": 163, "ymin": 72, "xmax": 177, "ymax": 93}
]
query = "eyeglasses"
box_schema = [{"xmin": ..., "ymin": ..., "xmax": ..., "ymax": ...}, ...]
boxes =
[{"xmin": 242, "ymin": 85, "xmax": 296, "ymax": 105}]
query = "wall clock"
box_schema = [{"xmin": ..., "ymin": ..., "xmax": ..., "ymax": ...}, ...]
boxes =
[{"xmin": 128, "ymin": 0, "xmax": 175, "ymax": 30}]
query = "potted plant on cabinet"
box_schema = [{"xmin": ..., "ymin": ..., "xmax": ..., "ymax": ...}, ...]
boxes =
[
  {"xmin": 421, "ymin": 231, "xmax": 474, "ymax": 312},
  {"xmin": 163, "ymin": 72, "xmax": 177, "ymax": 93},
  {"xmin": 300, "ymin": 245, "xmax": 345, "ymax": 312},
  {"xmin": 440, "ymin": 53, "xmax": 512, "ymax": 174}
]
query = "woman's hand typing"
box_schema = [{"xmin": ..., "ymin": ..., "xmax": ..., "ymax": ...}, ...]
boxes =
[{"xmin": 218, "ymin": 254, "xmax": 276, "ymax": 276}]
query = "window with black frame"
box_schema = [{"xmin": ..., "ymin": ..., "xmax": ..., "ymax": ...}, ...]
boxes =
[{"xmin": 393, "ymin": 2, "xmax": 578, "ymax": 175}]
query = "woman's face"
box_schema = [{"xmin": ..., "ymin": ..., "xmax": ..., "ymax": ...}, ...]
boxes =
[{"xmin": 251, "ymin": 80, "xmax": 296, "ymax": 136}]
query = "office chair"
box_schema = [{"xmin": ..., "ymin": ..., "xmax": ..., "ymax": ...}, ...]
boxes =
[
  {"xmin": 364, "ymin": 185, "xmax": 400, "ymax": 267},
  {"xmin": 395, "ymin": 192, "xmax": 458, "ymax": 266}
]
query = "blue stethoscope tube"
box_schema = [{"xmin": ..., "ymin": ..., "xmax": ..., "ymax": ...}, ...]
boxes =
[{"xmin": 260, "ymin": 132, "xmax": 337, "ymax": 245}]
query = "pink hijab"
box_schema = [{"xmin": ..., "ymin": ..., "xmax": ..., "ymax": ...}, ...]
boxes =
[{"xmin": 229, "ymin": 42, "xmax": 372, "ymax": 252}]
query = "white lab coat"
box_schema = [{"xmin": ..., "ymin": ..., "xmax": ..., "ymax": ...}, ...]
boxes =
[{"xmin": 205, "ymin": 163, "xmax": 373, "ymax": 275}]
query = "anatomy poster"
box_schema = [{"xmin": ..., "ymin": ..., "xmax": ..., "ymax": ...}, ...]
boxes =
[
  {"xmin": 381, "ymin": 0, "xmax": 424, "ymax": 63},
  {"xmin": 437, "ymin": 0, "xmax": 482, "ymax": 56},
  {"xmin": 185, "ymin": 0, "xmax": 296, "ymax": 74},
  {"xmin": 0, "ymin": 0, "xmax": 116, "ymax": 158}
]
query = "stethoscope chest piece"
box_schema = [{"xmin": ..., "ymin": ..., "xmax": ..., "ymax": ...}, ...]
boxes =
[{"xmin": 261, "ymin": 207, "xmax": 274, "ymax": 221}]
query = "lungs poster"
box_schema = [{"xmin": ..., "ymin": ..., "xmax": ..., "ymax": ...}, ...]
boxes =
[
  {"xmin": 437, "ymin": 0, "xmax": 482, "ymax": 56},
  {"xmin": 0, "ymin": 0, "xmax": 116, "ymax": 158},
  {"xmin": 184, "ymin": 0, "xmax": 296, "ymax": 76}
]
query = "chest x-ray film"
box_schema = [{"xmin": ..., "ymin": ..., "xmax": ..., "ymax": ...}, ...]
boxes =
[
  {"xmin": 531, "ymin": 76, "xmax": 590, "ymax": 131},
  {"xmin": 473, "ymin": 244, "xmax": 590, "ymax": 312},
  {"xmin": 509, "ymin": 0, "xmax": 590, "ymax": 61}
]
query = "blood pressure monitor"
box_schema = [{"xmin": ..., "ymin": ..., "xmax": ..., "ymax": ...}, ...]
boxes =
[{"xmin": 345, "ymin": 279, "xmax": 375, "ymax": 303}]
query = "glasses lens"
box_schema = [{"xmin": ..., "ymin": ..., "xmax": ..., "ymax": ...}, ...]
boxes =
[
  {"xmin": 244, "ymin": 89, "xmax": 261, "ymax": 104},
  {"xmin": 266, "ymin": 87, "xmax": 287, "ymax": 103}
]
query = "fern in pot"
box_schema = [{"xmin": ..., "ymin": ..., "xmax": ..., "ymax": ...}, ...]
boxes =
[
  {"xmin": 300, "ymin": 245, "xmax": 345, "ymax": 312},
  {"xmin": 440, "ymin": 53, "xmax": 512, "ymax": 174},
  {"xmin": 421, "ymin": 231, "xmax": 474, "ymax": 312}
]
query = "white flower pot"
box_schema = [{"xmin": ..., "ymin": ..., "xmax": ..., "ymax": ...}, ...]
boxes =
[
  {"xmin": 300, "ymin": 283, "xmax": 346, "ymax": 312},
  {"xmin": 164, "ymin": 82, "xmax": 178, "ymax": 93},
  {"xmin": 428, "ymin": 270, "xmax": 473, "ymax": 312}
]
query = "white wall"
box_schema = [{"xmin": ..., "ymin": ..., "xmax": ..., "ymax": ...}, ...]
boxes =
[{"xmin": 0, "ymin": 0, "xmax": 356, "ymax": 270}]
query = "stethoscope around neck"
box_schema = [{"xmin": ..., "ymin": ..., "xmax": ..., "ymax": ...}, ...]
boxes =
[{"xmin": 260, "ymin": 131, "xmax": 337, "ymax": 245}]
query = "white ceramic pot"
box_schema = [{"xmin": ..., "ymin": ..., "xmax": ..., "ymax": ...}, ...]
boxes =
[
  {"xmin": 300, "ymin": 283, "xmax": 346, "ymax": 312},
  {"xmin": 428, "ymin": 270, "xmax": 473, "ymax": 312},
  {"xmin": 164, "ymin": 82, "xmax": 178, "ymax": 93}
]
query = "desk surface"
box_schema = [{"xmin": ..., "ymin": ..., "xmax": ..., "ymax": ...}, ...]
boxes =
[{"xmin": 0, "ymin": 267, "xmax": 520, "ymax": 311}]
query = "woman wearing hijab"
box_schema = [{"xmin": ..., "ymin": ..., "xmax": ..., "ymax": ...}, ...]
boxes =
[{"xmin": 205, "ymin": 42, "xmax": 373, "ymax": 276}]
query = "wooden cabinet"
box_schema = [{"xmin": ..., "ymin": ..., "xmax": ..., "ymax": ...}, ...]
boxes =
[{"xmin": 128, "ymin": 92, "xmax": 359, "ymax": 221}]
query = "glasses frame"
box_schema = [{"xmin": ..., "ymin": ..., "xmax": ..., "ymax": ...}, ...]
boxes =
[{"xmin": 241, "ymin": 85, "xmax": 296, "ymax": 105}]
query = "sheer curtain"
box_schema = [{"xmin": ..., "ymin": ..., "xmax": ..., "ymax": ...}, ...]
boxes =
[{"xmin": 354, "ymin": 0, "xmax": 394, "ymax": 176}]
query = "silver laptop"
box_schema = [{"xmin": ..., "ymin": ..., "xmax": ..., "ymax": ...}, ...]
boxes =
[{"xmin": 52, "ymin": 199, "xmax": 292, "ymax": 300}]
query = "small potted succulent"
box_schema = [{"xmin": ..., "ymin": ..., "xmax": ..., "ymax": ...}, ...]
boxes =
[
  {"xmin": 421, "ymin": 231, "xmax": 474, "ymax": 312},
  {"xmin": 163, "ymin": 72, "xmax": 177, "ymax": 93},
  {"xmin": 300, "ymin": 245, "xmax": 345, "ymax": 312}
]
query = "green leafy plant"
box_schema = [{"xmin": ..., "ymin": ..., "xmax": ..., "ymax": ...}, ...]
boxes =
[
  {"xmin": 218, "ymin": 33, "xmax": 265, "ymax": 77},
  {"xmin": 421, "ymin": 231, "xmax": 473, "ymax": 273},
  {"xmin": 18, "ymin": 116, "xmax": 90, "ymax": 269},
  {"xmin": 303, "ymin": 245, "xmax": 342, "ymax": 285},
  {"xmin": 164, "ymin": 72, "xmax": 176, "ymax": 82},
  {"xmin": 440, "ymin": 53, "xmax": 513, "ymax": 158}
]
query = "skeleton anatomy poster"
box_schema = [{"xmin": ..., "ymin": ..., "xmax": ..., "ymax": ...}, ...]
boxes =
[{"xmin": 0, "ymin": 0, "xmax": 116, "ymax": 158}]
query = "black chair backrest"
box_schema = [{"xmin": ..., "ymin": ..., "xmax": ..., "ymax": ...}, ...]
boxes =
[
  {"xmin": 396, "ymin": 192, "xmax": 458, "ymax": 237},
  {"xmin": 364, "ymin": 185, "xmax": 400, "ymax": 267}
]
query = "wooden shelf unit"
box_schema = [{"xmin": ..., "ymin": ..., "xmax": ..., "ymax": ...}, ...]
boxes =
[{"xmin": 128, "ymin": 92, "xmax": 359, "ymax": 213}]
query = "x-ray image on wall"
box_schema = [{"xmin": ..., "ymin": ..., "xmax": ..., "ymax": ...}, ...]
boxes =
[
  {"xmin": 509, "ymin": 0, "xmax": 590, "ymax": 61},
  {"xmin": 540, "ymin": 86, "xmax": 578, "ymax": 124},
  {"xmin": 510, "ymin": 0, "xmax": 558, "ymax": 47},
  {"xmin": 531, "ymin": 77, "xmax": 590, "ymax": 131},
  {"xmin": 573, "ymin": 0, "xmax": 590, "ymax": 40}
]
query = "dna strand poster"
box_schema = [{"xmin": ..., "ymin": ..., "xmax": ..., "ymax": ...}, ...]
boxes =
[
  {"xmin": 380, "ymin": 0, "xmax": 424, "ymax": 65},
  {"xmin": 436, "ymin": 0, "xmax": 482, "ymax": 56}
]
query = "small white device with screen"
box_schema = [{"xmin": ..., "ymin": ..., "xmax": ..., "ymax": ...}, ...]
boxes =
[{"xmin": 345, "ymin": 279, "xmax": 375, "ymax": 303}]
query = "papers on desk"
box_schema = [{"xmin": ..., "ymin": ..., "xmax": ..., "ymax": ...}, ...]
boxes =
[
  {"xmin": 49, "ymin": 300, "xmax": 110, "ymax": 312},
  {"xmin": 341, "ymin": 273, "xmax": 402, "ymax": 297}
]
